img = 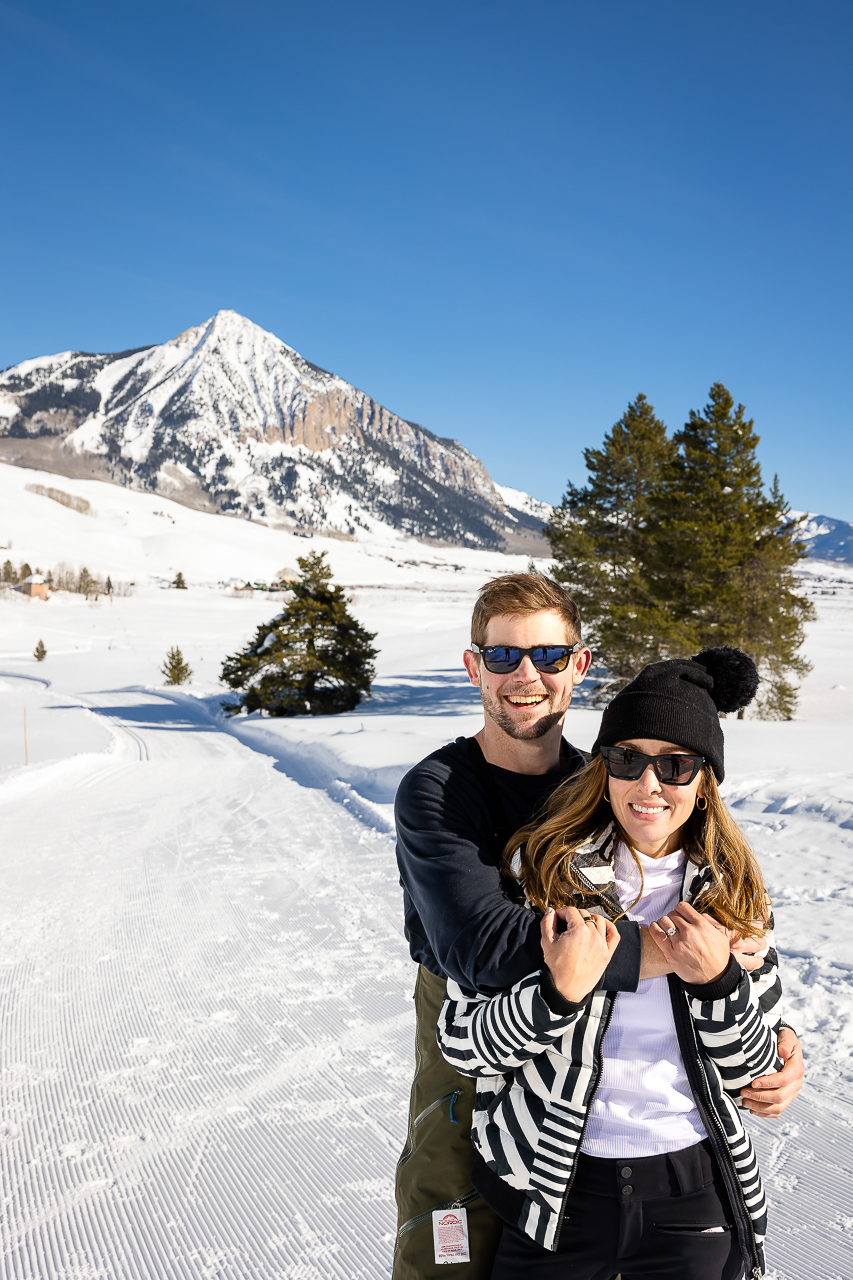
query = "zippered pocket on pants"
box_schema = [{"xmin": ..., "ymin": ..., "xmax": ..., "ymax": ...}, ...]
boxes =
[{"xmin": 414, "ymin": 1087, "xmax": 462, "ymax": 1128}]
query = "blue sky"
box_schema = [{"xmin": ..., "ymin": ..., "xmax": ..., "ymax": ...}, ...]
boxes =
[{"xmin": 2, "ymin": 1, "xmax": 851, "ymax": 516}]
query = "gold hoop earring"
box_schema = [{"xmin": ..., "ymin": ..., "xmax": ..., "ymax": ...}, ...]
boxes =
[
  {"xmin": 603, "ymin": 789, "xmax": 610, "ymax": 804},
  {"xmin": 696, "ymin": 795, "xmax": 708, "ymax": 811}
]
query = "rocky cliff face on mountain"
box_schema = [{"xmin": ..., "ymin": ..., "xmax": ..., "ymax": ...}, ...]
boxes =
[{"xmin": 0, "ymin": 311, "xmax": 550, "ymax": 552}]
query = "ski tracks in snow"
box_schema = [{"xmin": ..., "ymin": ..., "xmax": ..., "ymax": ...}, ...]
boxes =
[
  {"xmin": 0, "ymin": 693, "xmax": 413, "ymax": 1278},
  {"xmin": 2, "ymin": 689, "xmax": 853, "ymax": 1276}
]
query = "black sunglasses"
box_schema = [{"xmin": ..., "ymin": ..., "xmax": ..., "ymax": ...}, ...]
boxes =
[
  {"xmin": 470, "ymin": 642, "xmax": 583, "ymax": 674},
  {"xmin": 600, "ymin": 745, "xmax": 705, "ymax": 786}
]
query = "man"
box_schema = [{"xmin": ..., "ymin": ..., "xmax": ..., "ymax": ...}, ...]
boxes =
[{"xmin": 393, "ymin": 574, "xmax": 803, "ymax": 1280}]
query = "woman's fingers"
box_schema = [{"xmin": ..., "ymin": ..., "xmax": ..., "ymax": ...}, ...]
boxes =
[
  {"xmin": 671, "ymin": 900, "xmax": 703, "ymax": 925},
  {"xmin": 542, "ymin": 908, "xmax": 619, "ymax": 964},
  {"xmin": 540, "ymin": 908, "xmax": 557, "ymax": 947},
  {"xmin": 554, "ymin": 905, "xmax": 584, "ymax": 925},
  {"xmin": 603, "ymin": 918, "xmax": 621, "ymax": 954},
  {"xmin": 647, "ymin": 919, "xmax": 670, "ymax": 951}
]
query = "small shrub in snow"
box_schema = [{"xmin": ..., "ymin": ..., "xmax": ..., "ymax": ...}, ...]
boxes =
[
  {"xmin": 172, "ymin": 572, "xmax": 188, "ymax": 589},
  {"xmin": 33, "ymin": 639, "xmax": 46, "ymax": 662},
  {"xmin": 161, "ymin": 646, "xmax": 193, "ymax": 685}
]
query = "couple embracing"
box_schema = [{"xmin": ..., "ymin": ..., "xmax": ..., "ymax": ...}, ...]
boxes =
[{"xmin": 394, "ymin": 573, "xmax": 803, "ymax": 1280}]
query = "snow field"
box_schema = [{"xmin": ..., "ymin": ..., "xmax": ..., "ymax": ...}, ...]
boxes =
[
  {"xmin": 0, "ymin": 690, "xmax": 414, "ymax": 1279},
  {"xmin": 0, "ymin": 463, "xmax": 852, "ymax": 1276}
]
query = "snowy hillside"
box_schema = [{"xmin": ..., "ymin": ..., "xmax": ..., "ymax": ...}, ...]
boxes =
[
  {"xmin": 0, "ymin": 311, "xmax": 549, "ymax": 552},
  {"xmin": 0, "ymin": 460, "xmax": 544, "ymax": 591},
  {"xmin": 0, "ymin": 463, "xmax": 852, "ymax": 1278}
]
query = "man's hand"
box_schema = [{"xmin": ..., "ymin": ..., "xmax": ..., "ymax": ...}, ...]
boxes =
[
  {"xmin": 639, "ymin": 925, "xmax": 676, "ymax": 979},
  {"xmin": 649, "ymin": 902, "xmax": 731, "ymax": 985},
  {"xmin": 706, "ymin": 915, "xmax": 768, "ymax": 974},
  {"xmin": 740, "ymin": 1027, "xmax": 804, "ymax": 1117},
  {"xmin": 541, "ymin": 907, "xmax": 620, "ymax": 1003}
]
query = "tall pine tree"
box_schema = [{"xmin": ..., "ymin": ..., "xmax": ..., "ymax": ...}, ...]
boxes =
[
  {"xmin": 546, "ymin": 394, "xmax": 676, "ymax": 689},
  {"xmin": 221, "ymin": 551, "xmax": 378, "ymax": 717},
  {"xmin": 646, "ymin": 383, "xmax": 814, "ymax": 718}
]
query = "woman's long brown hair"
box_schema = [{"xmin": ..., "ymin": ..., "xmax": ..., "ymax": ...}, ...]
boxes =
[{"xmin": 505, "ymin": 756, "xmax": 769, "ymax": 939}]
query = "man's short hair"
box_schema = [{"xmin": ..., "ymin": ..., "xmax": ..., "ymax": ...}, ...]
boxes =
[{"xmin": 470, "ymin": 573, "xmax": 582, "ymax": 647}]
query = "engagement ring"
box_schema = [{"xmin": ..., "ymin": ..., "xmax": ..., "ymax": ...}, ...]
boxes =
[{"xmin": 666, "ymin": 926, "xmax": 677, "ymax": 937}]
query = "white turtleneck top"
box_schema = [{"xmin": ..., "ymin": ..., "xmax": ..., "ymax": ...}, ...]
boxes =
[{"xmin": 580, "ymin": 842, "xmax": 709, "ymax": 1159}]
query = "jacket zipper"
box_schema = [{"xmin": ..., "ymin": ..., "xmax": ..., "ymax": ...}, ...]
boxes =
[
  {"xmin": 572, "ymin": 866, "xmax": 622, "ymax": 920},
  {"xmin": 552, "ymin": 991, "xmax": 616, "ymax": 1249},
  {"xmin": 550, "ymin": 858, "xmax": 620, "ymax": 1248},
  {"xmin": 667, "ymin": 974, "xmax": 763, "ymax": 1279}
]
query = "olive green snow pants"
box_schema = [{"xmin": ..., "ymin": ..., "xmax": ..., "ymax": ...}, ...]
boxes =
[{"xmin": 393, "ymin": 965, "xmax": 503, "ymax": 1279}]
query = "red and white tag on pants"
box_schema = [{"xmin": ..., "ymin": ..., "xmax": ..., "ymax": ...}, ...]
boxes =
[{"xmin": 432, "ymin": 1206, "xmax": 471, "ymax": 1264}]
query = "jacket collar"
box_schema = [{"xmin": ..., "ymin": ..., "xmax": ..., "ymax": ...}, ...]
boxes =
[
  {"xmin": 570, "ymin": 822, "xmax": 710, "ymax": 916},
  {"xmin": 571, "ymin": 823, "xmax": 623, "ymax": 915}
]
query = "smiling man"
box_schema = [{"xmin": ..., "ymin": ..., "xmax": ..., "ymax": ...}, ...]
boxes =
[{"xmin": 392, "ymin": 574, "xmax": 803, "ymax": 1280}]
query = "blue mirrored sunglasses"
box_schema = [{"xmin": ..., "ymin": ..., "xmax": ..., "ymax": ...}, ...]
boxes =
[{"xmin": 470, "ymin": 641, "xmax": 583, "ymax": 674}]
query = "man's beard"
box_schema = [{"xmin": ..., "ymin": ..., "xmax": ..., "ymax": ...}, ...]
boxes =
[{"xmin": 479, "ymin": 683, "xmax": 570, "ymax": 741}]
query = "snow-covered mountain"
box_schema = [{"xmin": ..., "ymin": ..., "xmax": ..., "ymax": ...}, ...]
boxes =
[
  {"xmin": 0, "ymin": 311, "xmax": 549, "ymax": 552},
  {"xmin": 790, "ymin": 511, "xmax": 853, "ymax": 564}
]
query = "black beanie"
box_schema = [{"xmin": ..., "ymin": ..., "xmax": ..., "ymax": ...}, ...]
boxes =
[{"xmin": 591, "ymin": 646, "xmax": 759, "ymax": 782}]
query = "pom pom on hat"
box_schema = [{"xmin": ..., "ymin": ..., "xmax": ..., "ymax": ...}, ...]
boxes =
[{"xmin": 691, "ymin": 646, "xmax": 760, "ymax": 715}]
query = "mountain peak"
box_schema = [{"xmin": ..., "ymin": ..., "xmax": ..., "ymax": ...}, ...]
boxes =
[{"xmin": 0, "ymin": 314, "xmax": 550, "ymax": 553}]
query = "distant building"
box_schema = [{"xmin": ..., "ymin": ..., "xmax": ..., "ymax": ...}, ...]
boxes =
[{"xmin": 20, "ymin": 574, "xmax": 49, "ymax": 600}]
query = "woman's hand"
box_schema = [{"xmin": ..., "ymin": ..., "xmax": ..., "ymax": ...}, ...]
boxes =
[
  {"xmin": 541, "ymin": 907, "xmax": 621, "ymax": 1003},
  {"xmin": 649, "ymin": 901, "xmax": 730, "ymax": 985}
]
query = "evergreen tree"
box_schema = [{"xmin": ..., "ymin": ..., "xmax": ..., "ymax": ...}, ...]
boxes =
[
  {"xmin": 647, "ymin": 383, "xmax": 814, "ymax": 717},
  {"xmin": 33, "ymin": 639, "xmax": 47, "ymax": 662},
  {"xmin": 2, "ymin": 560, "xmax": 13, "ymax": 583},
  {"xmin": 106, "ymin": 575, "xmax": 113, "ymax": 594},
  {"xmin": 161, "ymin": 646, "xmax": 193, "ymax": 685},
  {"xmin": 20, "ymin": 562, "xmax": 32, "ymax": 581},
  {"xmin": 78, "ymin": 567, "xmax": 95, "ymax": 598},
  {"xmin": 221, "ymin": 550, "xmax": 378, "ymax": 716},
  {"xmin": 545, "ymin": 394, "xmax": 676, "ymax": 689},
  {"xmin": 172, "ymin": 572, "xmax": 187, "ymax": 589}
]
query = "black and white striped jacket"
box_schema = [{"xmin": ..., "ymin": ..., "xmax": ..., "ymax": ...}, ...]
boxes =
[{"xmin": 437, "ymin": 824, "xmax": 783, "ymax": 1278}]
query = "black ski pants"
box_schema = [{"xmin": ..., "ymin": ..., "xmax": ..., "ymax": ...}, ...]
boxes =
[{"xmin": 490, "ymin": 1140, "xmax": 745, "ymax": 1280}]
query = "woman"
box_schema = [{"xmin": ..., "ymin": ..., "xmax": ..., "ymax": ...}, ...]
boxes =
[{"xmin": 438, "ymin": 647, "xmax": 781, "ymax": 1280}]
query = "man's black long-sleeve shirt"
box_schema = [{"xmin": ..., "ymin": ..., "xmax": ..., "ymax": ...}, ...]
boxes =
[{"xmin": 395, "ymin": 735, "xmax": 641, "ymax": 998}]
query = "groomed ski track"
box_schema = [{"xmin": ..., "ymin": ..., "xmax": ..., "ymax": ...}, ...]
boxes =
[
  {"xmin": 0, "ymin": 689, "xmax": 412, "ymax": 1279},
  {"xmin": 0, "ymin": 683, "xmax": 851, "ymax": 1278}
]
